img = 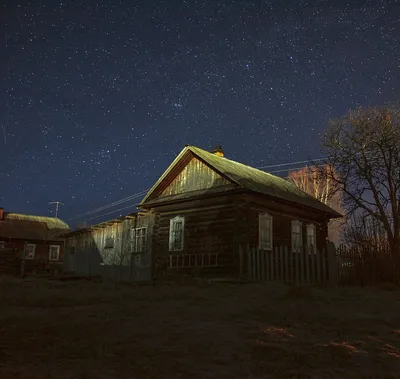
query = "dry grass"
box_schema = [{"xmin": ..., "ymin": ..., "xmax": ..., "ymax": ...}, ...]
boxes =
[{"xmin": 0, "ymin": 277, "xmax": 399, "ymax": 379}]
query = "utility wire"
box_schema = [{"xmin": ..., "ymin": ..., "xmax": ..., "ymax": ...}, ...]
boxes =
[
  {"xmin": 256, "ymin": 157, "xmax": 326, "ymax": 170},
  {"xmin": 67, "ymin": 188, "xmax": 150, "ymax": 221},
  {"xmin": 83, "ymin": 203, "xmax": 139, "ymax": 222}
]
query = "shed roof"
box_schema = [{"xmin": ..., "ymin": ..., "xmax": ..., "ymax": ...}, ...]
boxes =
[
  {"xmin": 0, "ymin": 212, "xmax": 70, "ymax": 241},
  {"xmin": 140, "ymin": 145, "xmax": 342, "ymax": 217}
]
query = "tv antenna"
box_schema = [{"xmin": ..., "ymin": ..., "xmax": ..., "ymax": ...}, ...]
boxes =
[{"xmin": 49, "ymin": 201, "xmax": 64, "ymax": 218}]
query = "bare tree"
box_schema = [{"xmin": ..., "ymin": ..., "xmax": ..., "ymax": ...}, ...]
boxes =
[
  {"xmin": 343, "ymin": 211, "xmax": 389, "ymax": 259},
  {"xmin": 320, "ymin": 105, "xmax": 400, "ymax": 259},
  {"xmin": 288, "ymin": 165, "xmax": 345, "ymax": 245},
  {"xmin": 289, "ymin": 165, "xmax": 336, "ymax": 205}
]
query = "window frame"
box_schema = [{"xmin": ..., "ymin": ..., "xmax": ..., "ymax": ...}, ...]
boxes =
[
  {"xmin": 169, "ymin": 216, "xmax": 185, "ymax": 252},
  {"xmin": 49, "ymin": 245, "xmax": 60, "ymax": 261},
  {"xmin": 306, "ymin": 223, "xmax": 317, "ymax": 254},
  {"xmin": 25, "ymin": 243, "xmax": 36, "ymax": 259},
  {"xmin": 104, "ymin": 232, "xmax": 115, "ymax": 249},
  {"xmin": 291, "ymin": 220, "xmax": 303, "ymax": 253},
  {"xmin": 131, "ymin": 227, "xmax": 147, "ymax": 253},
  {"xmin": 258, "ymin": 212, "xmax": 273, "ymax": 251}
]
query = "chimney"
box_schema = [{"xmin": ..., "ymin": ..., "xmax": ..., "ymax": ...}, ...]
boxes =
[
  {"xmin": 0, "ymin": 208, "xmax": 4, "ymax": 220},
  {"xmin": 211, "ymin": 145, "xmax": 225, "ymax": 158}
]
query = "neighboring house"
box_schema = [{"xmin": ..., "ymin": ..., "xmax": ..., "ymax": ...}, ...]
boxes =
[
  {"xmin": 63, "ymin": 145, "xmax": 341, "ymax": 281},
  {"xmin": 62, "ymin": 211, "xmax": 152, "ymax": 281},
  {"xmin": 0, "ymin": 207, "xmax": 70, "ymax": 273}
]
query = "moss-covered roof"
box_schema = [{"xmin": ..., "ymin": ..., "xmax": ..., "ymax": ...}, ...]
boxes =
[
  {"xmin": 5, "ymin": 213, "xmax": 70, "ymax": 230},
  {"xmin": 140, "ymin": 145, "xmax": 342, "ymax": 217}
]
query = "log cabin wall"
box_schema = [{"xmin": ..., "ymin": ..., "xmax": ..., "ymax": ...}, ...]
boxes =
[
  {"xmin": 150, "ymin": 194, "xmax": 240, "ymax": 279},
  {"xmin": 149, "ymin": 192, "xmax": 330, "ymax": 280},
  {"xmin": 235, "ymin": 193, "xmax": 329, "ymax": 252}
]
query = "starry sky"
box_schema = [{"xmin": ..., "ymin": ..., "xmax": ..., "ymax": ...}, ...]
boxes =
[{"xmin": 1, "ymin": 0, "xmax": 399, "ymax": 228}]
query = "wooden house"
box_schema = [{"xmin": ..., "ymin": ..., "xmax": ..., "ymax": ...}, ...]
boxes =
[
  {"xmin": 0, "ymin": 207, "xmax": 70, "ymax": 274},
  {"xmin": 139, "ymin": 145, "xmax": 341, "ymax": 280},
  {"xmin": 63, "ymin": 145, "xmax": 341, "ymax": 282}
]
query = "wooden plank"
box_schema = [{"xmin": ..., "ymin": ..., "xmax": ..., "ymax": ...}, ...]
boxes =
[
  {"xmin": 304, "ymin": 246, "xmax": 310, "ymax": 284},
  {"xmin": 256, "ymin": 248, "xmax": 261, "ymax": 281},
  {"xmin": 299, "ymin": 247, "xmax": 304, "ymax": 284},
  {"xmin": 238, "ymin": 245, "xmax": 243, "ymax": 279},
  {"xmin": 292, "ymin": 252, "xmax": 300, "ymax": 284},
  {"xmin": 278, "ymin": 246, "xmax": 283, "ymax": 282},
  {"xmin": 247, "ymin": 247, "xmax": 252, "ymax": 280},
  {"xmin": 260, "ymin": 249, "xmax": 265, "ymax": 281},
  {"xmin": 274, "ymin": 247, "xmax": 279, "ymax": 281},
  {"xmin": 283, "ymin": 247, "xmax": 288, "ymax": 283},
  {"xmin": 321, "ymin": 249, "xmax": 326, "ymax": 286},
  {"xmin": 289, "ymin": 251, "xmax": 293, "ymax": 284},
  {"xmin": 315, "ymin": 249, "xmax": 321, "ymax": 285},
  {"xmin": 269, "ymin": 249, "xmax": 274, "ymax": 281}
]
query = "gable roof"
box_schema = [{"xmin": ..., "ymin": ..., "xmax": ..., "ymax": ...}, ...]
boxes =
[
  {"xmin": 0, "ymin": 212, "xmax": 70, "ymax": 241},
  {"xmin": 140, "ymin": 145, "xmax": 342, "ymax": 217}
]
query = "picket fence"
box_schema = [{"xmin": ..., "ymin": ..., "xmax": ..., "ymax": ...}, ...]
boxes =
[{"xmin": 241, "ymin": 244, "xmax": 338, "ymax": 286}]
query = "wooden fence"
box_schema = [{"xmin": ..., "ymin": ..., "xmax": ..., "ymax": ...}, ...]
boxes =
[
  {"xmin": 241, "ymin": 244, "xmax": 337, "ymax": 286},
  {"xmin": 336, "ymin": 244, "xmax": 400, "ymax": 286}
]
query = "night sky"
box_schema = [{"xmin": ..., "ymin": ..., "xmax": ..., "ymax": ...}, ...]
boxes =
[{"xmin": 1, "ymin": 0, "xmax": 399, "ymax": 228}]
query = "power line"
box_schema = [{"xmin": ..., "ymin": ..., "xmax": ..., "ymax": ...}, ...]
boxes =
[
  {"xmin": 267, "ymin": 163, "xmax": 327, "ymax": 175},
  {"xmin": 83, "ymin": 203, "xmax": 139, "ymax": 222},
  {"xmin": 256, "ymin": 157, "xmax": 327, "ymax": 170},
  {"xmin": 67, "ymin": 188, "xmax": 150, "ymax": 221}
]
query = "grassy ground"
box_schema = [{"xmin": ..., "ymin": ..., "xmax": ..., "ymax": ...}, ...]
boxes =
[{"xmin": 0, "ymin": 277, "xmax": 399, "ymax": 379}]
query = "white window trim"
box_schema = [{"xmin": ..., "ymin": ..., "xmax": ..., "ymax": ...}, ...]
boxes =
[
  {"xmin": 169, "ymin": 216, "xmax": 185, "ymax": 252},
  {"xmin": 291, "ymin": 220, "xmax": 303, "ymax": 253},
  {"xmin": 306, "ymin": 224, "xmax": 317, "ymax": 254},
  {"xmin": 25, "ymin": 243, "xmax": 36, "ymax": 259},
  {"xmin": 49, "ymin": 245, "xmax": 60, "ymax": 261},
  {"xmin": 132, "ymin": 227, "xmax": 147, "ymax": 253},
  {"xmin": 258, "ymin": 213, "xmax": 273, "ymax": 251}
]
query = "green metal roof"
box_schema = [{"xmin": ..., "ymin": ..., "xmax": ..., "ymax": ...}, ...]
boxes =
[{"xmin": 140, "ymin": 145, "xmax": 342, "ymax": 217}]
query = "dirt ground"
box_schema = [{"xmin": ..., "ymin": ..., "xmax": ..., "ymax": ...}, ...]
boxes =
[{"xmin": 0, "ymin": 277, "xmax": 399, "ymax": 379}]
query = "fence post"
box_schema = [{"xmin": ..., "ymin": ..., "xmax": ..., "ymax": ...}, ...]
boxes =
[
  {"xmin": 284, "ymin": 247, "xmax": 289, "ymax": 284},
  {"xmin": 260, "ymin": 249, "xmax": 265, "ymax": 281},
  {"xmin": 327, "ymin": 242, "xmax": 338, "ymax": 286},
  {"xmin": 274, "ymin": 247, "xmax": 279, "ymax": 281},
  {"xmin": 299, "ymin": 247, "xmax": 305, "ymax": 284},
  {"xmin": 315, "ymin": 249, "xmax": 321, "ymax": 285},
  {"xmin": 247, "ymin": 246, "xmax": 252, "ymax": 281},
  {"xmin": 238, "ymin": 245, "xmax": 244, "ymax": 280},
  {"xmin": 304, "ymin": 245, "xmax": 310, "ymax": 284},
  {"xmin": 269, "ymin": 249, "xmax": 274, "ymax": 280}
]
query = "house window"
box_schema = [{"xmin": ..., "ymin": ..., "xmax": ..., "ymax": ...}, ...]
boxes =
[
  {"xmin": 169, "ymin": 216, "xmax": 184, "ymax": 252},
  {"xmin": 306, "ymin": 224, "xmax": 317, "ymax": 254},
  {"xmin": 291, "ymin": 220, "xmax": 303, "ymax": 253},
  {"xmin": 104, "ymin": 233, "xmax": 115, "ymax": 249},
  {"xmin": 49, "ymin": 245, "xmax": 60, "ymax": 261},
  {"xmin": 0, "ymin": 241, "xmax": 5, "ymax": 249},
  {"xmin": 25, "ymin": 243, "xmax": 36, "ymax": 259},
  {"xmin": 132, "ymin": 227, "xmax": 147, "ymax": 252},
  {"xmin": 259, "ymin": 213, "xmax": 273, "ymax": 250}
]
